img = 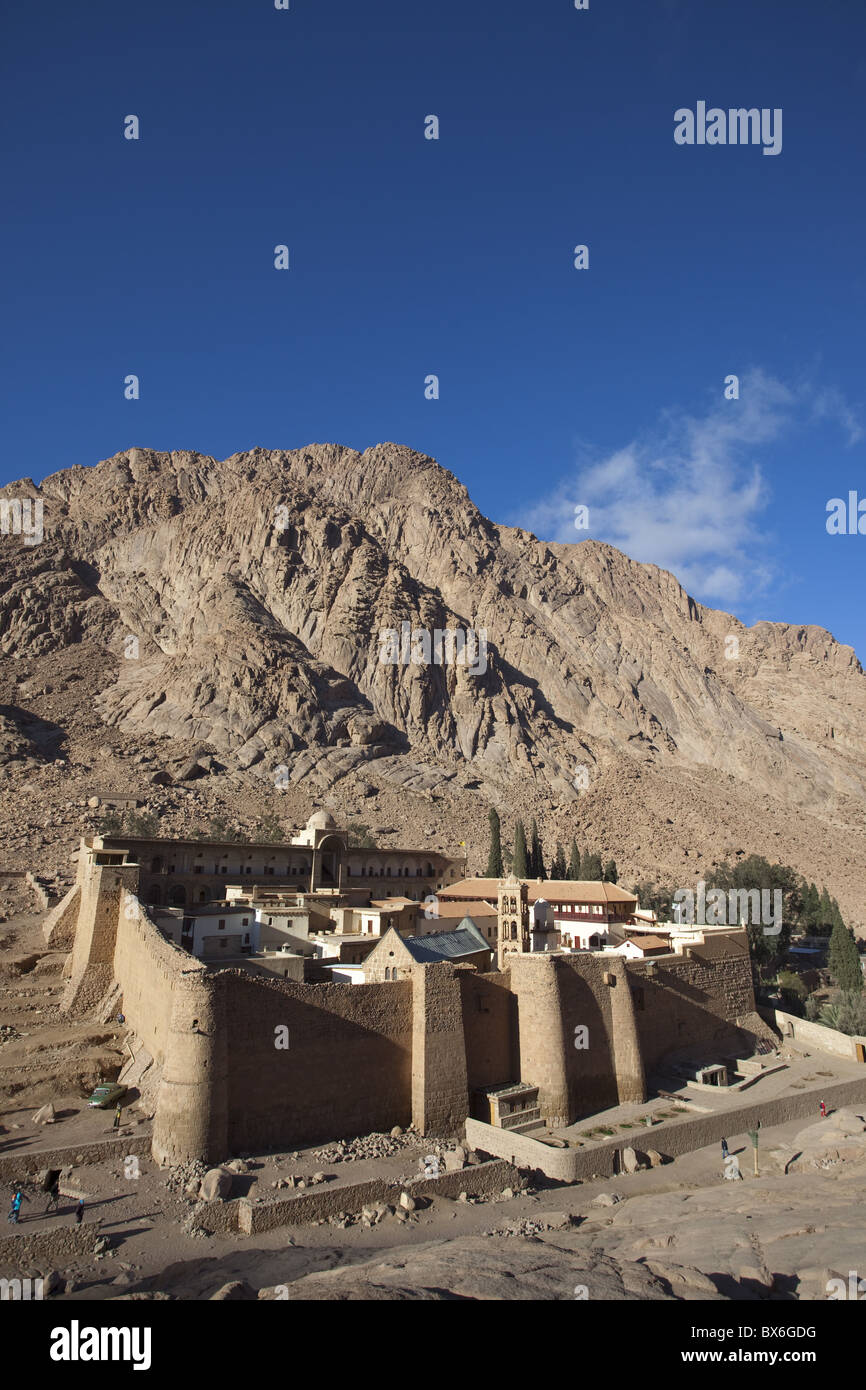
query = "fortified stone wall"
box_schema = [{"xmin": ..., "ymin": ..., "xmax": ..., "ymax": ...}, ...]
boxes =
[
  {"xmin": 627, "ymin": 939, "xmax": 756, "ymax": 1074},
  {"xmin": 459, "ymin": 970, "xmax": 516, "ymax": 1093},
  {"xmin": 218, "ymin": 971, "xmax": 414, "ymax": 1156},
  {"xmin": 506, "ymin": 954, "xmax": 646, "ymax": 1126},
  {"xmin": 56, "ymin": 854, "xmax": 767, "ymax": 1164},
  {"xmin": 113, "ymin": 891, "xmax": 202, "ymax": 1067}
]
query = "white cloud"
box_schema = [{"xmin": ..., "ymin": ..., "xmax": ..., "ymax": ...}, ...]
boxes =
[{"xmin": 516, "ymin": 371, "xmax": 807, "ymax": 604}]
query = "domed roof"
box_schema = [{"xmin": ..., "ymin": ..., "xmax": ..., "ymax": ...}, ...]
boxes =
[{"xmin": 307, "ymin": 810, "xmax": 337, "ymax": 830}]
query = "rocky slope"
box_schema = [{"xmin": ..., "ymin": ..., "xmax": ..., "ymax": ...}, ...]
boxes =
[{"xmin": 1, "ymin": 443, "xmax": 864, "ymax": 925}]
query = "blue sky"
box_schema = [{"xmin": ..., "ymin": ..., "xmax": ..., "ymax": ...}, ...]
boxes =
[{"xmin": 2, "ymin": 0, "xmax": 864, "ymax": 655}]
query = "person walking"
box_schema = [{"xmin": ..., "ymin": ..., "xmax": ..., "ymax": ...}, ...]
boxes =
[
  {"xmin": 721, "ymin": 1137, "xmax": 729, "ymax": 1160},
  {"xmin": 820, "ymin": 1099, "xmax": 827, "ymax": 1118},
  {"xmin": 8, "ymin": 1188, "xmax": 29, "ymax": 1224},
  {"xmin": 74, "ymin": 1198, "xmax": 85, "ymax": 1226},
  {"xmin": 113, "ymin": 1102, "xmax": 122, "ymax": 1130}
]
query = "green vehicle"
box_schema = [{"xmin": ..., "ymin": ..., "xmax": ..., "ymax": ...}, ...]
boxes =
[{"xmin": 86, "ymin": 1083, "xmax": 127, "ymax": 1110}]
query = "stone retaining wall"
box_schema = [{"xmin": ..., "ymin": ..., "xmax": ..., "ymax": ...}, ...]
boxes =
[
  {"xmin": 237, "ymin": 1157, "xmax": 521, "ymax": 1234},
  {"xmin": 0, "ymin": 1225, "xmax": 100, "ymax": 1270},
  {"xmin": 466, "ymin": 1073, "xmax": 866, "ymax": 1181},
  {"xmin": 0, "ymin": 1134, "xmax": 152, "ymax": 1184}
]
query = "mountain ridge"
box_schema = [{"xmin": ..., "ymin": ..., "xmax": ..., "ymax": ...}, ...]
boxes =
[{"xmin": 1, "ymin": 443, "xmax": 864, "ymax": 927}]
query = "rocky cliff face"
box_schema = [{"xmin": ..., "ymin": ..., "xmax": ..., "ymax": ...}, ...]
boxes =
[{"xmin": 1, "ymin": 443, "xmax": 865, "ymax": 923}]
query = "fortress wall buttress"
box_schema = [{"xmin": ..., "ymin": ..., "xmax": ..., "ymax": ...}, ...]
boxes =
[
  {"xmin": 411, "ymin": 963, "xmax": 469, "ymax": 1136},
  {"xmin": 152, "ymin": 971, "xmax": 229, "ymax": 1166},
  {"xmin": 60, "ymin": 862, "xmax": 140, "ymax": 1016},
  {"xmin": 508, "ymin": 955, "xmax": 570, "ymax": 1126},
  {"xmin": 508, "ymin": 954, "xmax": 646, "ymax": 1126}
]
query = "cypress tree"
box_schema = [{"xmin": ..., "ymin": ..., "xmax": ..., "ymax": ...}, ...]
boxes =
[
  {"xmin": 803, "ymin": 882, "xmax": 820, "ymax": 930},
  {"xmin": 584, "ymin": 852, "xmax": 603, "ymax": 880},
  {"xmin": 829, "ymin": 917, "xmax": 863, "ymax": 994},
  {"xmin": 568, "ymin": 840, "xmax": 581, "ymax": 879},
  {"xmin": 513, "ymin": 821, "xmax": 528, "ymax": 879},
  {"xmin": 602, "ymin": 858, "xmax": 618, "ymax": 884},
  {"xmin": 818, "ymin": 887, "xmax": 833, "ymax": 934},
  {"xmin": 552, "ymin": 844, "xmax": 567, "ymax": 880},
  {"xmin": 529, "ymin": 819, "xmax": 545, "ymax": 879},
  {"xmin": 486, "ymin": 808, "xmax": 503, "ymax": 878}
]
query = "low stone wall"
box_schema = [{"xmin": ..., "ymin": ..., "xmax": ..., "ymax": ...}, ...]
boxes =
[
  {"xmin": 0, "ymin": 1134, "xmax": 152, "ymax": 1184},
  {"xmin": 0, "ymin": 1225, "xmax": 100, "ymax": 1271},
  {"xmin": 238, "ymin": 1157, "xmax": 521, "ymax": 1234},
  {"xmin": 762, "ymin": 1007, "xmax": 866, "ymax": 1062},
  {"xmin": 466, "ymin": 1073, "xmax": 866, "ymax": 1181},
  {"xmin": 465, "ymin": 1121, "xmax": 583, "ymax": 1180}
]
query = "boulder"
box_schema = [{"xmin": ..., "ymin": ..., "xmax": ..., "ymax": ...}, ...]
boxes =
[
  {"xmin": 591, "ymin": 1193, "xmax": 623, "ymax": 1208},
  {"xmin": 32, "ymin": 1102, "xmax": 56, "ymax": 1125},
  {"xmin": 399, "ymin": 1191, "xmax": 416, "ymax": 1212},
  {"xmin": 444, "ymin": 1151, "xmax": 466, "ymax": 1172},
  {"xmin": 621, "ymin": 1147, "xmax": 645, "ymax": 1174},
  {"xmin": 210, "ymin": 1281, "xmax": 257, "ymax": 1301},
  {"xmin": 200, "ymin": 1167, "xmax": 233, "ymax": 1202}
]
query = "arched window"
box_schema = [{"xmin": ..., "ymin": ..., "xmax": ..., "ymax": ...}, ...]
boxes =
[{"xmin": 510, "ymin": 922, "xmax": 517, "ymax": 940}]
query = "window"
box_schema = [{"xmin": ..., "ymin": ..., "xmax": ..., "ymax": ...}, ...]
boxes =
[
  {"xmin": 218, "ymin": 920, "xmax": 226, "ymax": 930},
  {"xmin": 194, "ymin": 865, "xmax": 203, "ymax": 874},
  {"xmin": 242, "ymin": 918, "xmax": 249, "ymax": 926}
]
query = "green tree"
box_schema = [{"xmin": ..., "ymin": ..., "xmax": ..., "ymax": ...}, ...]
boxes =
[
  {"xmin": 486, "ymin": 808, "xmax": 503, "ymax": 877},
  {"xmin": 513, "ymin": 821, "xmax": 528, "ymax": 879},
  {"xmin": 602, "ymin": 858, "xmax": 618, "ymax": 883},
  {"xmin": 583, "ymin": 852, "xmax": 603, "ymax": 880},
  {"xmin": 817, "ymin": 886, "xmax": 833, "ymax": 934},
  {"xmin": 529, "ymin": 819, "xmax": 545, "ymax": 879},
  {"xmin": 551, "ymin": 844, "xmax": 567, "ymax": 880},
  {"xmin": 568, "ymin": 840, "xmax": 581, "ymax": 879},
  {"xmin": 819, "ymin": 992, "xmax": 866, "ymax": 1035},
  {"xmin": 347, "ymin": 822, "xmax": 376, "ymax": 848},
  {"xmin": 126, "ymin": 810, "xmax": 159, "ymax": 837},
  {"xmin": 776, "ymin": 969, "xmax": 807, "ymax": 1014},
  {"xmin": 802, "ymin": 882, "xmax": 820, "ymax": 931},
  {"xmin": 255, "ymin": 813, "xmax": 285, "ymax": 843},
  {"xmin": 828, "ymin": 918, "xmax": 863, "ymax": 994}
]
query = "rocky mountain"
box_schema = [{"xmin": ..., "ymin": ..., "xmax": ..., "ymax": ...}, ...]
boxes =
[{"xmin": 1, "ymin": 443, "xmax": 865, "ymax": 926}]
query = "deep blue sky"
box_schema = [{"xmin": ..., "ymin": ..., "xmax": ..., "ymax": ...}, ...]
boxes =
[{"xmin": 2, "ymin": 0, "xmax": 864, "ymax": 656}]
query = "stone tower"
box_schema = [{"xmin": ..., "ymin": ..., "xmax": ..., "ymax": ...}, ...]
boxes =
[{"xmin": 497, "ymin": 874, "xmax": 529, "ymax": 969}]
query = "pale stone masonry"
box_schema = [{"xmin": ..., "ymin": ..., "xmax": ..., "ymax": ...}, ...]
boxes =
[{"xmin": 51, "ymin": 837, "xmax": 776, "ymax": 1164}]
